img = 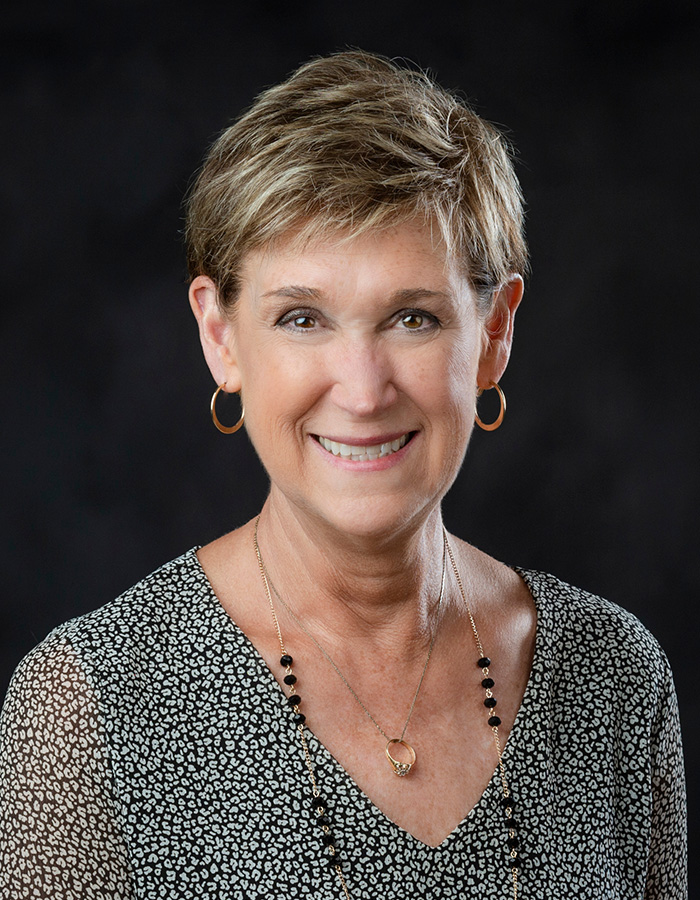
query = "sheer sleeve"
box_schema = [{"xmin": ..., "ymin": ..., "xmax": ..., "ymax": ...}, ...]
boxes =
[
  {"xmin": 644, "ymin": 656, "xmax": 687, "ymax": 900},
  {"xmin": 0, "ymin": 635, "xmax": 133, "ymax": 898}
]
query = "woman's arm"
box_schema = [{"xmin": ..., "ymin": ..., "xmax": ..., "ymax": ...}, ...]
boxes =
[
  {"xmin": 644, "ymin": 656, "xmax": 687, "ymax": 900},
  {"xmin": 0, "ymin": 636, "xmax": 133, "ymax": 899}
]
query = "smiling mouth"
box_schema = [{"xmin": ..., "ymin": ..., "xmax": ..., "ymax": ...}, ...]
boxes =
[{"xmin": 316, "ymin": 433, "xmax": 412, "ymax": 461}]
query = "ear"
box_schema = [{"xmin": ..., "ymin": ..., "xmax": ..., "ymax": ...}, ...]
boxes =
[
  {"xmin": 477, "ymin": 275, "xmax": 524, "ymax": 389},
  {"xmin": 188, "ymin": 275, "xmax": 242, "ymax": 392}
]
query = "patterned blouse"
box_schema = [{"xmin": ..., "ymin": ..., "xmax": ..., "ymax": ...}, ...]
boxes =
[{"xmin": 0, "ymin": 549, "xmax": 687, "ymax": 899}]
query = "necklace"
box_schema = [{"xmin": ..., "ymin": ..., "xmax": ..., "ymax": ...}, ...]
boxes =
[
  {"xmin": 254, "ymin": 527, "xmax": 447, "ymax": 776},
  {"xmin": 253, "ymin": 516, "xmax": 520, "ymax": 900}
]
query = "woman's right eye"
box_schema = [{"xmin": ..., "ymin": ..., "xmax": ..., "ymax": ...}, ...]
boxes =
[{"xmin": 276, "ymin": 310, "xmax": 318, "ymax": 331}]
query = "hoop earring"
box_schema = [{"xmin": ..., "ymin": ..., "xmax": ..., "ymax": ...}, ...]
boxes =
[
  {"xmin": 475, "ymin": 382, "xmax": 506, "ymax": 431},
  {"xmin": 210, "ymin": 384, "xmax": 245, "ymax": 434}
]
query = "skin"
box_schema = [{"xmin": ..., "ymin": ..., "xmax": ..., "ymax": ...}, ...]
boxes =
[{"xmin": 189, "ymin": 222, "xmax": 535, "ymax": 847}]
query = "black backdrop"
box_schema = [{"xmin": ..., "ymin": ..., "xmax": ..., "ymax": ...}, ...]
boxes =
[{"xmin": 2, "ymin": 0, "xmax": 698, "ymax": 883}]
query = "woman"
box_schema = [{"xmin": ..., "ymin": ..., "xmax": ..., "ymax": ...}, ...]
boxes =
[{"xmin": 0, "ymin": 51, "xmax": 686, "ymax": 899}]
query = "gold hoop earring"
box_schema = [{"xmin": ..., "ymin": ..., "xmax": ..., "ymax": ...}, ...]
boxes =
[
  {"xmin": 210, "ymin": 384, "xmax": 245, "ymax": 434},
  {"xmin": 475, "ymin": 382, "xmax": 506, "ymax": 431}
]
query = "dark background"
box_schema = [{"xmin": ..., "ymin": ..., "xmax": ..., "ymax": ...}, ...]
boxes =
[{"xmin": 2, "ymin": 0, "xmax": 697, "ymax": 883}]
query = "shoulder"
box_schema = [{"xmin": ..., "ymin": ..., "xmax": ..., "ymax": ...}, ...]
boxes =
[
  {"xmin": 2, "ymin": 633, "xmax": 89, "ymax": 730},
  {"xmin": 51, "ymin": 548, "xmax": 207, "ymax": 649},
  {"xmin": 1, "ymin": 633, "xmax": 106, "ymax": 789},
  {"xmin": 519, "ymin": 568, "xmax": 672, "ymax": 698},
  {"xmin": 7, "ymin": 549, "xmax": 212, "ymax": 694}
]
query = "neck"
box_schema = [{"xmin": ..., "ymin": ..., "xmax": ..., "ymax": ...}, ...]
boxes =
[{"xmin": 254, "ymin": 494, "xmax": 450, "ymax": 655}]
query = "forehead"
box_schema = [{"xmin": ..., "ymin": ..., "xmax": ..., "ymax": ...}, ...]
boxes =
[{"xmin": 239, "ymin": 222, "xmax": 463, "ymax": 294}]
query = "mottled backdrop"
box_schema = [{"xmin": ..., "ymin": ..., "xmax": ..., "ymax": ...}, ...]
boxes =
[{"xmin": 2, "ymin": 0, "xmax": 698, "ymax": 881}]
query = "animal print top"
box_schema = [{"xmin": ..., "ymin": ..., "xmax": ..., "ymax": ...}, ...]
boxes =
[{"xmin": 0, "ymin": 549, "xmax": 687, "ymax": 898}]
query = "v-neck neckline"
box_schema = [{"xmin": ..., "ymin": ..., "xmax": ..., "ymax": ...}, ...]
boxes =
[{"xmin": 187, "ymin": 548, "xmax": 549, "ymax": 853}]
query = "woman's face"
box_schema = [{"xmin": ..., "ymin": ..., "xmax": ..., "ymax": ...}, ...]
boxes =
[{"xmin": 193, "ymin": 222, "xmax": 519, "ymax": 540}]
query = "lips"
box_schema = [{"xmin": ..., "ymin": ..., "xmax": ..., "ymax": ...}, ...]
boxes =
[{"xmin": 316, "ymin": 433, "xmax": 411, "ymax": 461}]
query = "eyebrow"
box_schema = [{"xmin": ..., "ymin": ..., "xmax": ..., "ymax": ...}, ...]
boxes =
[
  {"xmin": 260, "ymin": 286, "xmax": 451, "ymax": 303},
  {"xmin": 261, "ymin": 285, "xmax": 323, "ymax": 301},
  {"xmin": 390, "ymin": 288, "xmax": 452, "ymax": 304}
]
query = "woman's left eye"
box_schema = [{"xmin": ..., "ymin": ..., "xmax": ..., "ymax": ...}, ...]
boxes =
[{"xmin": 397, "ymin": 310, "xmax": 438, "ymax": 332}]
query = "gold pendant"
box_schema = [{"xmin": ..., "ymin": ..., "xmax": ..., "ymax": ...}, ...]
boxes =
[{"xmin": 385, "ymin": 738, "xmax": 416, "ymax": 776}]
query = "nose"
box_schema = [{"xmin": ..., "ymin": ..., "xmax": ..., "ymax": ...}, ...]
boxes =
[{"xmin": 328, "ymin": 337, "xmax": 399, "ymax": 417}]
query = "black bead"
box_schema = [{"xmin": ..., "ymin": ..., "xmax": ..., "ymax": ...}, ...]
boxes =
[
  {"xmin": 327, "ymin": 854, "xmax": 341, "ymax": 868},
  {"xmin": 501, "ymin": 795, "xmax": 515, "ymax": 808},
  {"xmin": 505, "ymin": 817, "xmax": 516, "ymax": 829},
  {"xmin": 316, "ymin": 815, "xmax": 331, "ymax": 829},
  {"xmin": 311, "ymin": 797, "xmax": 326, "ymax": 812},
  {"xmin": 322, "ymin": 833, "xmax": 335, "ymax": 846},
  {"xmin": 508, "ymin": 856, "xmax": 521, "ymax": 870},
  {"xmin": 484, "ymin": 697, "xmax": 498, "ymax": 708},
  {"xmin": 481, "ymin": 677, "xmax": 495, "ymax": 689},
  {"xmin": 477, "ymin": 656, "xmax": 491, "ymax": 668},
  {"xmin": 283, "ymin": 674, "xmax": 297, "ymax": 685},
  {"xmin": 293, "ymin": 713, "xmax": 306, "ymax": 725},
  {"xmin": 280, "ymin": 654, "xmax": 293, "ymax": 667},
  {"xmin": 488, "ymin": 715, "xmax": 502, "ymax": 727},
  {"xmin": 287, "ymin": 694, "xmax": 302, "ymax": 707},
  {"xmin": 507, "ymin": 836, "xmax": 519, "ymax": 848}
]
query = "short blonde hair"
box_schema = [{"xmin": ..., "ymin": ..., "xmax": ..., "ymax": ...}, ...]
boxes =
[{"xmin": 185, "ymin": 50, "xmax": 527, "ymax": 315}]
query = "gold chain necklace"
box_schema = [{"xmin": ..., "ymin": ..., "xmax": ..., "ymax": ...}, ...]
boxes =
[
  {"xmin": 254, "ymin": 521, "xmax": 447, "ymax": 776},
  {"xmin": 252, "ymin": 515, "xmax": 520, "ymax": 900}
]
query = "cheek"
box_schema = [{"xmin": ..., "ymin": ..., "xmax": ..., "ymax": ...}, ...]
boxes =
[
  {"xmin": 429, "ymin": 346, "xmax": 480, "ymax": 465},
  {"xmin": 239, "ymin": 348, "xmax": 324, "ymax": 446},
  {"xmin": 408, "ymin": 337, "xmax": 479, "ymax": 412}
]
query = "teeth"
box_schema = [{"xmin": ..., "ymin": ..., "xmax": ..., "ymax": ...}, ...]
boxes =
[{"xmin": 318, "ymin": 433, "xmax": 410, "ymax": 461}]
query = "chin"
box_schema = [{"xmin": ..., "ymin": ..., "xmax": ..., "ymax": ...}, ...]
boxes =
[{"xmin": 301, "ymin": 491, "xmax": 442, "ymax": 544}]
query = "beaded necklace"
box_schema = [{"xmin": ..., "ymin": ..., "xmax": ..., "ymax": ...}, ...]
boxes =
[{"xmin": 253, "ymin": 516, "xmax": 521, "ymax": 899}]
